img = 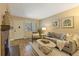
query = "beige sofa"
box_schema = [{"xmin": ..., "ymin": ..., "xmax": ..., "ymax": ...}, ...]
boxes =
[
  {"xmin": 31, "ymin": 42, "xmax": 69, "ymax": 56},
  {"xmin": 44, "ymin": 32, "xmax": 79, "ymax": 56},
  {"xmin": 32, "ymin": 39, "xmax": 79, "ymax": 56},
  {"xmin": 31, "ymin": 32, "xmax": 79, "ymax": 56}
]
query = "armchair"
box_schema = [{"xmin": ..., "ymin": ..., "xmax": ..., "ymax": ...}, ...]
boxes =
[{"xmin": 32, "ymin": 32, "xmax": 40, "ymax": 42}]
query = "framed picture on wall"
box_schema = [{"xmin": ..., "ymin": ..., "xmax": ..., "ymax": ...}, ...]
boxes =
[
  {"xmin": 24, "ymin": 23, "xmax": 32, "ymax": 31},
  {"xmin": 62, "ymin": 16, "xmax": 74, "ymax": 28},
  {"xmin": 52, "ymin": 18, "xmax": 60, "ymax": 28}
]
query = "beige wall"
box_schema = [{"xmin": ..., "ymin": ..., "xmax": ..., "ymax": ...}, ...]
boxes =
[
  {"xmin": 9, "ymin": 15, "xmax": 40, "ymax": 40},
  {"xmin": 41, "ymin": 6, "xmax": 79, "ymax": 34},
  {"xmin": 0, "ymin": 4, "xmax": 8, "ymax": 55},
  {"xmin": 0, "ymin": 4, "xmax": 40, "ymax": 55},
  {"xmin": 0, "ymin": 4, "xmax": 8, "ymax": 25}
]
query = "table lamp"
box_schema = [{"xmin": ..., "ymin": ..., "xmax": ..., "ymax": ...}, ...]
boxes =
[{"xmin": 41, "ymin": 27, "xmax": 46, "ymax": 39}]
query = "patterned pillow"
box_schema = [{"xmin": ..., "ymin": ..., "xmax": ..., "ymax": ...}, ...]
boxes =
[
  {"xmin": 47, "ymin": 32, "xmax": 55, "ymax": 38},
  {"xmin": 60, "ymin": 33, "xmax": 66, "ymax": 40},
  {"xmin": 47, "ymin": 32, "xmax": 52, "ymax": 37}
]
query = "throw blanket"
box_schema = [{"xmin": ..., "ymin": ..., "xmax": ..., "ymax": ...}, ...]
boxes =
[{"xmin": 56, "ymin": 40, "xmax": 67, "ymax": 51}]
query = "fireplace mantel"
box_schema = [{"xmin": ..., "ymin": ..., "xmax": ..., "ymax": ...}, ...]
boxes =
[{"xmin": 0, "ymin": 25, "xmax": 10, "ymax": 31}]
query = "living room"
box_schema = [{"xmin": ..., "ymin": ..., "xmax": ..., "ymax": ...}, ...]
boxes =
[
  {"xmin": 0, "ymin": 3, "xmax": 79, "ymax": 56},
  {"xmin": 32, "ymin": 4, "xmax": 79, "ymax": 56}
]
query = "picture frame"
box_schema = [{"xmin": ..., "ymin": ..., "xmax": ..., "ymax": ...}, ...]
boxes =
[
  {"xmin": 62, "ymin": 16, "xmax": 74, "ymax": 28},
  {"xmin": 24, "ymin": 23, "xmax": 32, "ymax": 31},
  {"xmin": 52, "ymin": 18, "xmax": 60, "ymax": 28}
]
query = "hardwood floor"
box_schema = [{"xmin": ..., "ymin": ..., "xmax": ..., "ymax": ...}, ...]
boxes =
[{"xmin": 10, "ymin": 39, "xmax": 32, "ymax": 56}]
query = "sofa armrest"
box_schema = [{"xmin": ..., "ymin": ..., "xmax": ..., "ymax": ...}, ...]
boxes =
[{"xmin": 63, "ymin": 40, "xmax": 77, "ymax": 55}]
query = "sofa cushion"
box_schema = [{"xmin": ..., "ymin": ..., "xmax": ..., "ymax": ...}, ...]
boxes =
[
  {"xmin": 47, "ymin": 32, "xmax": 66, "ymax": 40},
  {"xmin": 60, "ymin": 33, "xmax": 66, "ymax": 40},
  {"xmin": 54, "ymin": 33, "xmax": 60, "ymax": 39},
  {"xmin": 47, "ymin": 32, "xmax": 55, "ymax": 37}
]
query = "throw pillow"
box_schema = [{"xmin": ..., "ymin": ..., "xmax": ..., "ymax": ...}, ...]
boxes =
[
  {"xmin": 56, "ymin": 40, "xmax": 66, "ymax": 51},
  {"xmin": 60, "ymin": 33, "xmax": 66, "ymax": 40}
]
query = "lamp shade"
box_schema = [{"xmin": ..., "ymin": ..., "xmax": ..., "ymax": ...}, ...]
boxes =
[{"xmin": 42, "ymin": 27, "xmax": 46, "ymax": 31}]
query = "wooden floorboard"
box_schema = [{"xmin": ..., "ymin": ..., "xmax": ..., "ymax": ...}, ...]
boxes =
[{"xmin": 10, "ymin": 38, "xmax": 32, "ymax": 56}]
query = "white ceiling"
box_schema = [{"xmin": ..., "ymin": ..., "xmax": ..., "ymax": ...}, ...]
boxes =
[{"xmin": 8, "ymin": 3, "xmax": 79, "ymax": 19}]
